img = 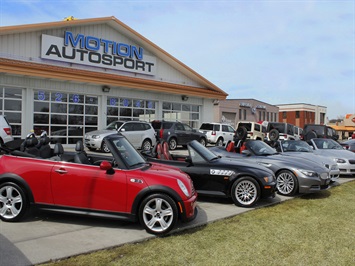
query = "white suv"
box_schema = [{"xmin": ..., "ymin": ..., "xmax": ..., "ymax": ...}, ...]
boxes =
[
  {"xmin": 236, "ymin": 121, "xmax": 265, "ymax": 140},
  {"xmin": 0, "ymin": 115, "xmax": 14, "ymax": 146},
  {"xmin": 85, "ymin": 121, "xmax": 156, "ymax": 152},
  {"xmin": 199, "ymin": 122, "xmax": 235, "ymax": 146}
]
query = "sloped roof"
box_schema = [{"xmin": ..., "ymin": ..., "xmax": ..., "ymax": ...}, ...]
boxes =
[{"xmin": 0, "ymin": 16, "xmax": 228, "ymax": 99}]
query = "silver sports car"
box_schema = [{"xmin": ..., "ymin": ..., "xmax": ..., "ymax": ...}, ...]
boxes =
[
  {"xmin": 308, "ymin": 138, "xmax": 355, "ymax": 176},
  {"xmin": 276, "ymin": 140, "xmax": 340, "ymax": 182}
]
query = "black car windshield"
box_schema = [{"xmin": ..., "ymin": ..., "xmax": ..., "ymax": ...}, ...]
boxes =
[
  {"xmin": 313, "ymin": 139, "xmax": 343, "ymax": 150},
  {"xmin": 246, "ymin": 141, "xmax": 277, "ymax": 155},
  {"xmin": 281, "ymin": 140, "xmax": 313, "ymax": 152},
  {"xmin": 111, "ymin": 137, "xmax": 146, "ymax": 167},
  {"xmin": 188, "ymin": 140, "xmax": 218, "ymax": 162}
]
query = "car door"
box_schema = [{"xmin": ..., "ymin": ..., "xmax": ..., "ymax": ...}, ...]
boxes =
[
  {"xmin": 50, "ymin": 162, "xmax": 128, "ymax": 212},
  {"xmin": 174, "ymin": 123, "xmax": 187, "ymax": 144},
  {"xmin": 222, "ymin": 125, "xmax": 235, "ymax": 142},
  {"xmin": 120, "ymin": 123, "xmax": 140, "ymax": 148}
]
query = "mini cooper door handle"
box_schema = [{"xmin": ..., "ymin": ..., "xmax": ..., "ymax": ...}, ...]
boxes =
[{"xmin": 55, "ymin": 169, "xmax": 67, "ymax": 174}]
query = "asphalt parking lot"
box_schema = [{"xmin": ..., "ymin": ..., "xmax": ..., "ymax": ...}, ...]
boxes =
[{"xmin": 1, "ymin": 146, "xmax": 354, "ymax": 265}]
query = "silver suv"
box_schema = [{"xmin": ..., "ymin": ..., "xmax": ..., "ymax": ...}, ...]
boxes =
[
  {"xmin": 0, "ymin": 115, "xmax": 14, "ymax": 146},
  {"xmin": 85, "ymin": 121, "xmax": 156, "ymax": 152},
  {"xmin": 199, "ymin": 122, "xmax": 235, "ymax": 146}
]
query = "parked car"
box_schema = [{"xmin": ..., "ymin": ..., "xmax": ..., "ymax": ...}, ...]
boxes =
[
  {"xmin": 0, "ymin": 115, "xmax": 14, "ymax": 146},
  {"xmin": 199, "ymin": 122, "xmax": 235, "ymax": 146},
  {"xmin": 302, "ymin": 124, "xmax": 339, "ymax": 141},
  {"xmin": 141, "ymin": 140, "xmax": 276, "ymax": 207},
  {"xmin": 308, "ymin": 138, "xmax": 355, "ymax": 176},
  {"xmin": 340, "ymin": 139, "xmax": 355, "ymax": 153},
  {"xmin": 236, "ymin": 121, "xmax": 265, "ymax": 140},
  {"xmin": 85, "ymin": 121, "xmax": 156, "ymax": 152},
  {"xmin": 275, "ymin": 140, "xmax": 339, "ymax": 182},
  {"xmin": 209, "ymin": 140, "xmax": 331, "ymax": 196},
  {"xmin": 0, "ymin": 134, "xmax": 197, "ymax": 235},
  {"xmin": 151, "ymin": 120, "xmax": 207, "ymax": 150},
  {"xmin": 265, "ymin": 122, "xmax": 296, "ymax": 141}
]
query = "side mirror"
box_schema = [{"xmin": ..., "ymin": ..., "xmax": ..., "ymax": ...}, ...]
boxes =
[{"xmin": 100, "ymin": 160, "xmax": 115, "ymax": 174}]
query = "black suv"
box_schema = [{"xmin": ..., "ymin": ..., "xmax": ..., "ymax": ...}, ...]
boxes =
[
  {"xmin": 151, "ymin": 120, "xmax": 207, "ymax": 150},
  {"xmin": 302, "ymin": 124, "xmax": 339, "ymax": 141}
]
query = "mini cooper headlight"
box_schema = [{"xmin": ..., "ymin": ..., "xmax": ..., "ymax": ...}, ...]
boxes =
[{"xmin": 177, "ymin": 179, "xmax": 190, "ymax": 197}]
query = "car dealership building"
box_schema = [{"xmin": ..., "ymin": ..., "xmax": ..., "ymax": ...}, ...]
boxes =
[{"xmin": 0, "ymin": 16, "xmax": 227, "ymax": 144}]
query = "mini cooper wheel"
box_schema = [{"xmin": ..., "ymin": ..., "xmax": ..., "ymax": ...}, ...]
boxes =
[
  {"xmin": 139, "ymin": 193, "xmax": 178, "ymax": 235},
  {"xmin": 276, "ymin": 170, "xmax": 298, "ymax": 196},
  {"xmin": 142, "ymin": 139, "xmax": 152, "ymax": 151},
  {"xmin": 101, "ymin": 141, "xmax": 110, "ymax": 153},
  {"xmin": 0, "ymin": 182, "xmax": 28, "ymax": 222},
  {"xmin": 231, "ymin": 177, "xmax": 260, "ymax": 207},
  {"xmin": 168, "ymin": 138, "xmax": 177, "ymax": 150}
]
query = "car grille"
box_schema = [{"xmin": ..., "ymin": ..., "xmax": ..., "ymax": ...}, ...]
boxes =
[
  {"xmin": 349, "ymin": 160, "xmax": 355, "ymax": 164},
  {"xmin": 320, "ymin": 172, "xmax": 329, "ymax": 180}
]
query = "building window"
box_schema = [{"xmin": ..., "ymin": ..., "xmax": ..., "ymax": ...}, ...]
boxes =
[
  {"xmin": 162, "ymin": 102, "xmax": 200, "ymax": 128},
  {"xmin": 0, "ymin": 87, "xmax": 22, "ymax": 138},
  {"xmin": 243, "ymin": 109, "xmax": 246, "ymax": 120},
  {"xmin": 239, "ymin": 109, "xmax": 242, "ymax": 120},
  {"xmin": 296, "ymin": 111, "xmax": 300, "ymax": 118},
  {"xmin": 34, "ymin": 90, "xmax": 99, "ymax": 144},
  {"xmin": 259, "ymin": 111, "xmax": 262, "ymax": 121},
  {"xmin": 283, "ymin": 111, "xmax": 287, "ymax": 119}
]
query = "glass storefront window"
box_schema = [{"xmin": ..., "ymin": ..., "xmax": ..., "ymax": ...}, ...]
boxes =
[{"xmin": 162, "ymin": 101, "xmax": 200, "ymax": 127}]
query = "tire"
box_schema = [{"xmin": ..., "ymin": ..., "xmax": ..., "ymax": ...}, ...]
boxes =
[
  {"xmin": 0, "ymin": 182, "xmax": 28, "ymax": 222},
  {"xmin": 276, "ymin": 170, "xmax": 298, "ymax": 196},
  {"xmin": 142, "ymin": 139, "xmax": 152, "ymax": 151},
  {"xmin": 216, "ymin": 138, "xmax": 224, "ymax": 146},
  {"xmin": 236, "ymin": 127, "xmax": 248, "ymax": 141},
  {"xmin": 199, "ymin": 137, "xmax": 207, "ymax": 147},
  {"xmin": 304, "ymin": 131, "xmax": 317, "ymax": 141},
  {"xmin": 168, "ymin": 138, "xmax": 177, "ymax": 150},
  {"xmin": 101, "ymin": 141, "xmax": 110, "ymax": 153},
  {"xmin": 231, "ymin": 177, "xmax": 260, "ymax": 207},
  {"xmin": 139, "ymin": 193, "xmax": 178, "ymax": 235},
  {"xmin": 269, "ymin": 129, "xmax": 279, "ymax": 141}
]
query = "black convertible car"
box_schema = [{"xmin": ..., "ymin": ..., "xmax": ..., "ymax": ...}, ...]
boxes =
[{"xmin": 142, "ymin": 140, "xmax": 276, "ymax": 207}]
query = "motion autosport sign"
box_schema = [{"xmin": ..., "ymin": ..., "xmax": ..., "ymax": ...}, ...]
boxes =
[{"xmin": 41, "ymin": 31, "xmax": 156, "ymax": 75}]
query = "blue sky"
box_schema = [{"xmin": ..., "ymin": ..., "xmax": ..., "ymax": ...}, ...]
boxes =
[{"xmin": 0, "ymin": 0, "xmax": 354, "ymax": 120}]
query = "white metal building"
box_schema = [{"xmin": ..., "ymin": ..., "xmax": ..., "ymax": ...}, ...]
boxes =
[{"xmin": 0, "ymin": 16, "xmax": 227, "ymax": 145}]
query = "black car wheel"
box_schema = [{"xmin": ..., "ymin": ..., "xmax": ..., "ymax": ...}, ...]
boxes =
[
  {"xmin": 101, "ymin": 141, "xmax": 110, "ymax": 153},
  {"xmin": 139, "ymin": 193, "xmax": 178, "ymax": 235},
  {"xmin": 276, "ymin": 170, "xmax": 298, "ymax": 196},
  {"xmin": 168, "ymin": 138, "xmax": 177, "ymax": 150},
  {"xmin": 269, "ymin": 129, "xmax": 279, "ymax": 141},
  {"xmin": 199, "ymin": 137, "xmax": 207, "ymax": 147},
  {"xmin": 142, "ymin": 139, "xmax": 152, "ymax": 151},
  {"xmin": 231, "ymin": 177, "xmax": 260, "ymax": 207},
  {"xmin": 216, "ymin": 138, "xmax": 224, "ymax": 146},
  {"xmin": 0, "ymin": 182, "xmax": 28, "ymax": 222}
]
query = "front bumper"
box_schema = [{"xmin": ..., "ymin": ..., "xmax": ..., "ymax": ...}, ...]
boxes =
[
  {"xmin": 298, "ymin": 171, "xmax": 331, "ymax": 194},
  {"xmin": 337, "ymin": 163, "xmax": 355, "ymax": 176},
  {"xmin": 84, "ymin": 138, "xmax": 102, "ymax": 149},
  {"xmin": 180, "ymin": 193, "xmax": 198, "ymax": 223}
]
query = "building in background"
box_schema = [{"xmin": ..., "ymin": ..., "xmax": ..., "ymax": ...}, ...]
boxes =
[
  {"xmin": 0, "ymin": 16, "xmax": 227, "ymax": 145},
  {"xmin": 328, "ymin": 114, "xmax": 355, "ymax": 140},
  {"xmin": 213, "ymin": 99, "xmax": 279, "ymax": 128},
  {"xmin": 277, "ymin": 103, "xmax": 327, "ymax": 129}
]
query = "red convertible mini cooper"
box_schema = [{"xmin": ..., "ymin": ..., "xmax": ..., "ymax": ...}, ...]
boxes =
[{"xmin": 0, "ymin": 134, "xmax": 197, "ymax": 235}]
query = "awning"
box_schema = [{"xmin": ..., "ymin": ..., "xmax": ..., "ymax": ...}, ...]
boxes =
[{"xmin": 329, "ymin": 125, "xmax": 355, "ymax": 131}]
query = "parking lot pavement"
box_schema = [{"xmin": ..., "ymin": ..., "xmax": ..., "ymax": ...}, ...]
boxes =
[{"xmin": 1, "ymin": 176, "xmax": 353, "ymax": 265}]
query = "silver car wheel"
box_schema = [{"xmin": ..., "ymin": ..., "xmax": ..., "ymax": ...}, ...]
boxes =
[
  {"xmin": 101, "ymin": 142, "xmax": 110, "ymax": 153},
  {"xmin": 169, "ymin": 138, "xmax": 177, "ymax": 150},
  {"xmin": 277, "ymin": 171, "xmax": 297, "ymax": 195},
  {"xmin": 0, "ymin": 184, "xmax": 24, "ymax": 220},
  {"xmin": 142, "ymin": 139, "xmax": 152, "ymax": 151},
  {"xmin": 234, "ymin": 180, "xmax": 258, "ymax": 206},
  {"xmin": 141, "ymin": 196, "xmax": 175, "ymax": 234}
]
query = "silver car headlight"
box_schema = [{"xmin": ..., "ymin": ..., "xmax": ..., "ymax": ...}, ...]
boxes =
[
  {"xmin": 177, "ymin": 179, "xmax": 190, "ymax": 197},
  {"xmin": 92, "ymin": 135, "xmax": 100, "ymax": 139},
  {"xmin": 334, "ymin": 158, "xmax": 346, "ymax": 164},
  {"xmin": 298, "ymin": 169, "xmax": 318, "ymax": 177}
]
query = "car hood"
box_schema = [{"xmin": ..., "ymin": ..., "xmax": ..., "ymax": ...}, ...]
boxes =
[
  {"xmin": 280, "ymin": 152, "xmax": 336, "ymax": 165},
  {"xmin": 85, "ymin": 129, "xmax": 116, "ymax": 137},
  {"xmin": 313, "ymin": 149, "xmax": 355, "ymax": 159}
]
